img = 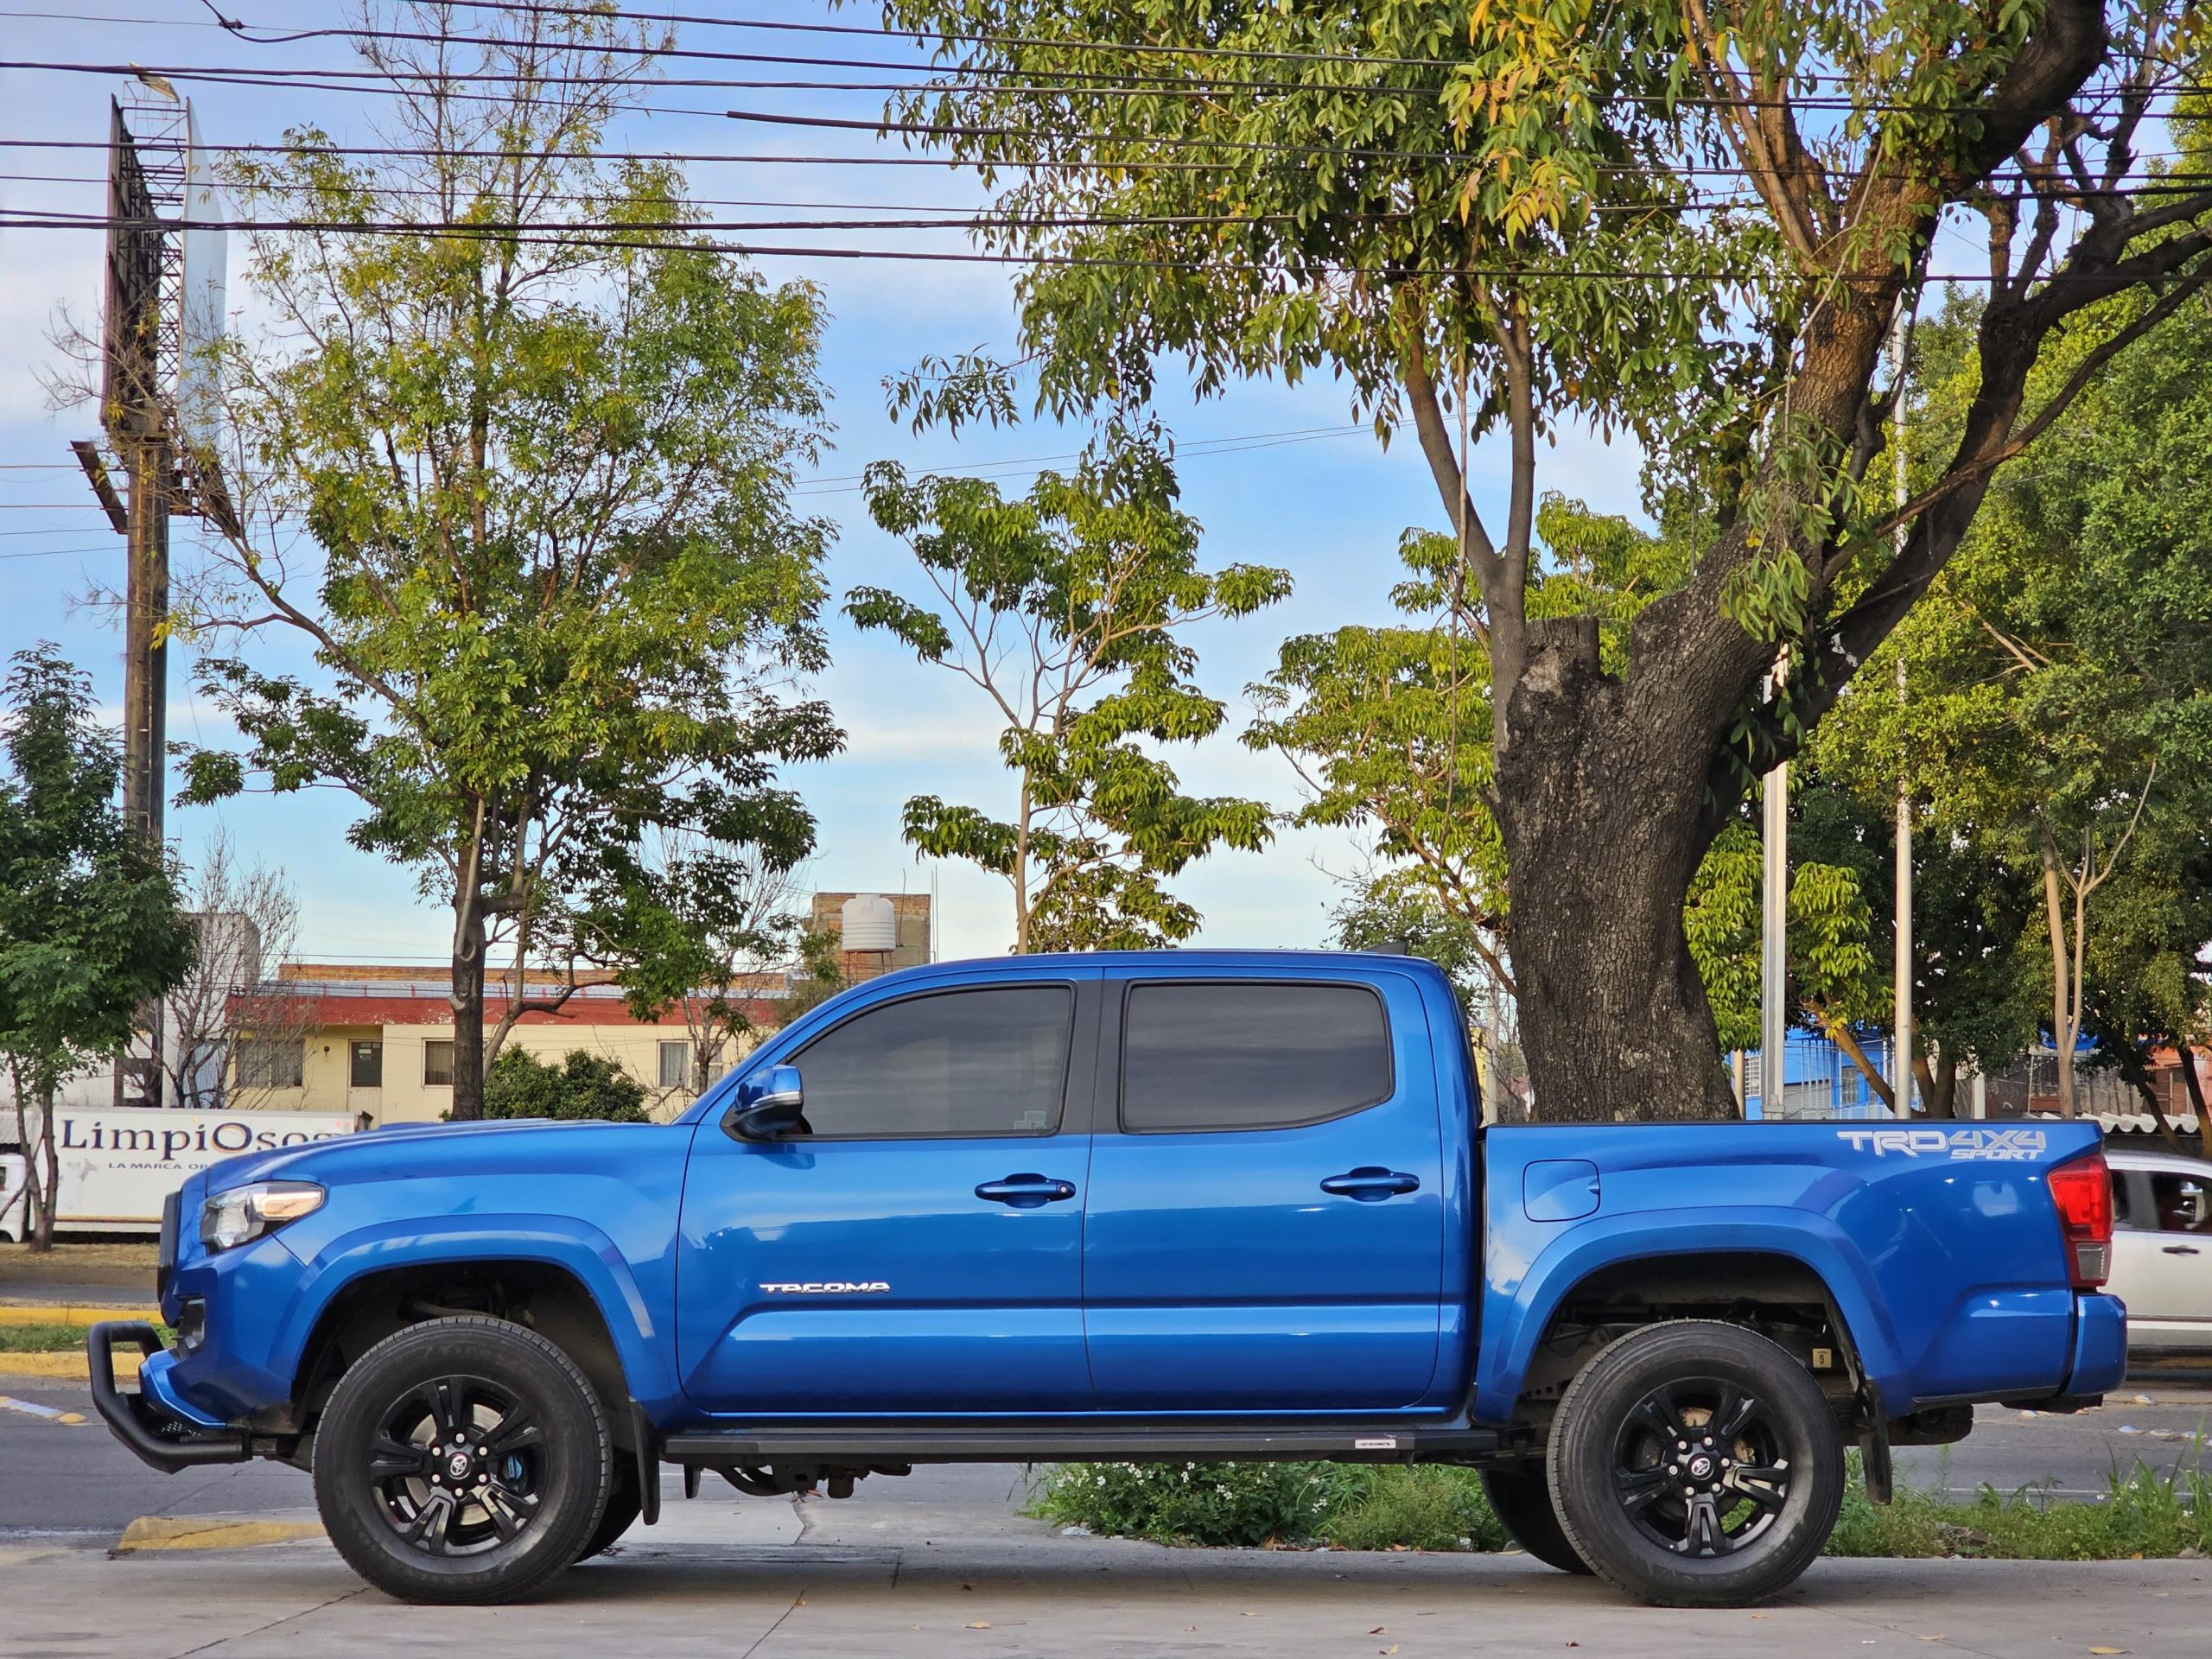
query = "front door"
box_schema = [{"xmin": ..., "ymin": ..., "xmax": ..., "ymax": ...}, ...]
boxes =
[
  {"xmin": 677, "ymin": 975, "xmax": 1098, "ymax": 1415},
  {"xmin": 1082, "ymin": 970, "xmax": 1446, "ymax": 1412}
]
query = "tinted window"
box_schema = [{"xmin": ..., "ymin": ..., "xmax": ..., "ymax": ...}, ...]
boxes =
[
  {"xmin": 1121, "ymin": 982, "xmax": 1393, "ymax": 1132},
  {"xmin": 2148, "ymin": 1171, "xmax": 2212, "ymax": 1235},
  {"xmin": 791, "ymin": 985, "xmax": 1073, "ymax": 1138}
]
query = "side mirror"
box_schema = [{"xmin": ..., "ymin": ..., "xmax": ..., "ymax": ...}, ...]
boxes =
[{"xmin": 728, "ymin": 1064, "xmax": 804, "ymax": 1141}]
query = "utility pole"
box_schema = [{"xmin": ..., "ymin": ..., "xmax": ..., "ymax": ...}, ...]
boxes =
[
  {"xmin": 120, "ymin": 442, "xmax": 171, "ymax": 845},
  {"xmin": 1891, "ymin": 302, "xmax": 1913, "ymax": 1118},
  {"xmin": 1759, "ymin": 660, "xmax": 1789, "ymax": 1120}
]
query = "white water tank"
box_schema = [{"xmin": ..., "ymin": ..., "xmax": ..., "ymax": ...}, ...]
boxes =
[{"xmin": 840, "ymin": 893, "xmax": 899, "ymax": 954}]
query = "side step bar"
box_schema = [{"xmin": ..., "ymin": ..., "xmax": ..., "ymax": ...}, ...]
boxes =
[{"xmin": 662, "ymin": 1423, "xmax": 1506, "ymax": 1465}]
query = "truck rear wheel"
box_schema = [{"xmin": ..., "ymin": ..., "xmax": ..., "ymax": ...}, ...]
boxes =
[
  {"xmin": 1478, "ymin": 1464, "xmax": 1591, "ymax": 1573},
  {"xmin": 1546, "ymin": 1319, "xmax": 1842, "ymax": 1607},
  {"xmin": 312, "ymin": 1316, "xmax": 611, "ymax": 1604}
]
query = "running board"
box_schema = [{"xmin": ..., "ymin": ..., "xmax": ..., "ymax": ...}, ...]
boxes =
[{"xmin": 660, "ymin": 1423, "xmax": 1506, "ymax": 1465}]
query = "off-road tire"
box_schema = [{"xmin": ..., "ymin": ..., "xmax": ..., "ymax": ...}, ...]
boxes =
[
  {"xmin": 1479, "ymin": 1463, "xmax": 1592, "ymax": 1574},
  {"xmin": 1547, "ymin": 1319, "xmax": 1843, "ymax": 1607},
  {"xmin": 580, "ymin": 1453, "xmax": 644, "ymax": 1560},
  {"xmin": 313, "ymin": 1316, "xmax": 611, "ymax": 1604}
]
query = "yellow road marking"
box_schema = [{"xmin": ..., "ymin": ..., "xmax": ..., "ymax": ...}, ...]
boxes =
[
  {"xmin": 115, "ymin": 1516, "xmax": 326, "ymax": 1552},
  {"xmin": 0, "ymin": 1304, "xmax": 160, "ymax": 1327},
  {"xmin": 0, "ymin": 1351, "xmax": 141, "ymax": 1382}
]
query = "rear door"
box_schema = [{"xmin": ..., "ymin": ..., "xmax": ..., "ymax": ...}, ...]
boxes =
[
  {"xmin": 1080, "ymin": 969, "xmax": 1446, "ymax": 1411},
  {"xmin": 678, "ymin": 973, "xmax": 1099, "ymax": 1414}
]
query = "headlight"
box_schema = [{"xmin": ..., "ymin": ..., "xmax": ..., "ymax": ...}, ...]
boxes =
[{"xmin": 199, "ymin": 1180, "xmax": 325, "ymax": 1251}]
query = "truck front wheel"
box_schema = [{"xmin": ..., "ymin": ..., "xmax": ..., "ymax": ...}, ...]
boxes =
[
  {"xmin": 1546, "ymin": 1319, "xmax": 1843, "ymax": 1606},
  {"xmin": 312, "ymin": 1316, "xmax": 612, "ymax": 1604}
]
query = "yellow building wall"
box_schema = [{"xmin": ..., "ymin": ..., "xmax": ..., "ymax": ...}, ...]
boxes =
[{"xmin": 234, "ymin": 1022, "xmax": 760, "ymax": 1126}]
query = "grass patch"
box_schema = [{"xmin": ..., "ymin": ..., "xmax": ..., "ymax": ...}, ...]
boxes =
[
  {"xmin": 0, "ymin": 1322, "xmax": 99, "ymax": 1352},
  {"xmin": 1032, "ymin": 1451, "xmax": 2212, "ymax": 1560}
]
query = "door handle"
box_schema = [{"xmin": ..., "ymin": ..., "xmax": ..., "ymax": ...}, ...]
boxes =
[
  {"xmin": 975, "ymin": 1173, "xmax": 1077, "ymax": 1209},
  {"xmin": 2161, "ymin": 1244, "xmax": 2202, "ymax": 1255},
  {"xmin": 1319, "ymin": 1167, "xmax": 1421, "ymax": 1201}
]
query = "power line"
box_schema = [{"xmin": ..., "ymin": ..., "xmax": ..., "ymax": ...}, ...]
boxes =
[{"xmin": 7, "ymin": 54, "xmax": 2199, "ymax": 119}]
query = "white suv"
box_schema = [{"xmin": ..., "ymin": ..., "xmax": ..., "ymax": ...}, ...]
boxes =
[{"xmin": 2108, "ymin": 1146, "xmax": 2212, "ymax": 1351}]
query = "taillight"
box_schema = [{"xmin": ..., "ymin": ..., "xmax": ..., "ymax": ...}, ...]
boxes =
[{"xmin": 2047, "ymin": 1151, "xmax": 2114, "ymax": 1289}]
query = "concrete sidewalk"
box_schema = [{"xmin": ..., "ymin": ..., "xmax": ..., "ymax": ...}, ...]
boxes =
[{"xmin": 3, "ymin": 1489, "xmax": 2209, "ymax": 1658}]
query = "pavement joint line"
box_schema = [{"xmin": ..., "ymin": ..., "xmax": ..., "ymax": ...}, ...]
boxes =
[{"xmin": 160, "ymin": 1584, "xmax": 368, "ymax": 1659}]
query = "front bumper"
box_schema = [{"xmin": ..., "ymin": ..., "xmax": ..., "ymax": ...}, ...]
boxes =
[{"xmin": 86, "ymin": 1322, "xmax": 251, "ymax": 1472}]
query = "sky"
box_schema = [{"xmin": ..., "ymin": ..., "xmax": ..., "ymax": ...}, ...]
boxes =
[{"xmin": 0, "ymin": 0, "xmax": 1643, "ymax": 969}]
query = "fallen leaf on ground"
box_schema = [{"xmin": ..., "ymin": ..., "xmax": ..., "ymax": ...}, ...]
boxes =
[
  {"xmin": 967, "ymin": 1622, "xmax": 990, "ymax": 1630},
  {"xmin": 2089, "ymin": 1648, "xmax": 2128, "ymax": 1655}
]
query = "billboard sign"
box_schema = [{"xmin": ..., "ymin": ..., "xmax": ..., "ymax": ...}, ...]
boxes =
[
  {"xmin": 175, "ymin": 103, "xmax": 227, "ymax": 454},
  {"xmin": 6, "ymin": 1107, "xmax": 358, "ymax": 1234}
]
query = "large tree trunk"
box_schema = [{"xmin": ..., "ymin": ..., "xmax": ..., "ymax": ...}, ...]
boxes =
[
  {"xmin": 1493, "ymin": 619, "xmax": 1744, "ymax": 1122},
  {"xmin": 2037, "ymin": 833, "xmax": 2077, "ymax": 1119},
  {"xmin": 2177, "ymin": 1042, "xmax": 2209, "ymax": 1158},
  {"xmin": 448, "ymin": 892, "xmax": 488, "ymax": 1122},
  {"xmin": 29, "ymin": 1081, "xmax": 58, "ymax": 1254},
  {"xmin": 1913, "ymin": 1046, "xmax": 1958, "ymax": 1120}
]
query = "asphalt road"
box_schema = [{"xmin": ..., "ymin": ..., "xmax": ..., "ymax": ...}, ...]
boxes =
[{"xmin": 5, "ymin": 1370, "xmax": 2209, "ymax": 1540}]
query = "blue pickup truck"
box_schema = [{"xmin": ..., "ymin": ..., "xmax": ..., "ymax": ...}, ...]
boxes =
[{"xmin": 91, "ymin": 950, "xmax": 2124, "ymax": 1608}]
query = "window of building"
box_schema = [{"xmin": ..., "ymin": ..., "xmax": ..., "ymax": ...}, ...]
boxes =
[
  {"xmin": 790, "ymin": 985, "xmax": 1073, "ymax": 1139},
  {"xmin": 423, "ymin": 1041, "xmax": 454, "ymax": 1087},
  {"xmin": 1120, "ymin": 982, "xmax": 1393, "ymax": 1133},
  {"xmin": 233, "ymin": 1039, "xmax": 304, "ymax": 1090},
  {"xmin": 658, "ymin": 1040, "xmax": 690, "ymax": 1091},
  {"xmin": 349, "ymin": 1040, "xmax": 384, "ymax": 1090}
]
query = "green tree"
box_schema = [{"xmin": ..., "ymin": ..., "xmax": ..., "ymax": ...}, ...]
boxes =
[
  {"xmin": 1821, "ymin": 286, "xmax": 2212, "ymax": 1117},
  {"xmin": 582, "ymin": 833, "xmax": 808, "ymax": 1097},
  {"xmin": 852, "ymin": 419, "xmax": 1291, "ymax": 950},
  {"xmin": 868, "ymin": 0, "xmax": 2212, "ymax": 1120},
  {"xmin": 0, "ymin": 646, "xmax": 195, "ymax": 1251},
  {"xmin": 180, "ymin": 5, "xmax": 840, "ymax": 1118},
  {"xmin": 480, "ymin": 1046, "xmax": 650, "ymax": 1124}
]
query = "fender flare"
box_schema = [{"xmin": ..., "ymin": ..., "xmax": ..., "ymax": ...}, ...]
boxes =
[
  {"xmin": 1472, "ymin": 1208, "xmax": 1907, "ymax": 1423},
  {"xmin": 273, "ymin": 1214, "xmax": 679, "ymax": 1412}
]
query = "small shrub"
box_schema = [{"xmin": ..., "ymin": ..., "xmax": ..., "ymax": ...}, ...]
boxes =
[
  {"xmin": 1029, "ymin": 1460, "xmax": 1355, "ymax": 1546},
  {"xmin": 1036, "ymin": 1450, "xmax": 2212, "ymax": 1562},
  {"xmin": 1320, "ymin": 1466, "xmax": 1511, "ymax": 1553},
  {"xmin": 480, "ymin": 1047, "xmax": 650, "ymax": 1122}
]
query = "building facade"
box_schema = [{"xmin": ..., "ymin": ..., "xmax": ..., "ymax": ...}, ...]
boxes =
[{"xmin": 223, "ymin": 965, "xmax": 785, "ymax": 1126}]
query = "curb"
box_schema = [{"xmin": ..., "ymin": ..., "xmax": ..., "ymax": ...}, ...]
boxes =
[
  {"xmin": 115, "ymin": 1516, "xmax": 326, "ymax": 1553},
  {"xmin": 0, "ymin": 1304, "xmax": 161, "ymax": 1327},
  {"xmin": 0, "ymin": 1351, "xmax": 140, "ymax": 1382}
]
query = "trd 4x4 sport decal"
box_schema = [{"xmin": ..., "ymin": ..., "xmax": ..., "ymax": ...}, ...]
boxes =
[{"xmin": 1834, "ymin": 1128, "xmax": 2047, "ymax": 1161}]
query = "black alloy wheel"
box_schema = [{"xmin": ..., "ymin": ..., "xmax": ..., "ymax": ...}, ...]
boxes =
[
  {"xmin": 363, "ymin": 1373, "xmax": 546, "ymax": 1556},
  {"xmin": 1607, "ymin": 1377, "xmax": 1791, "ymax": 1559},
  {"xmin": 1547, "ymin": 1319, "xmax": 1843, "ymax": 1606},
  {"xmin": 314, "ymin": 1316, "xmax": 610, "ymax": 1604}
]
